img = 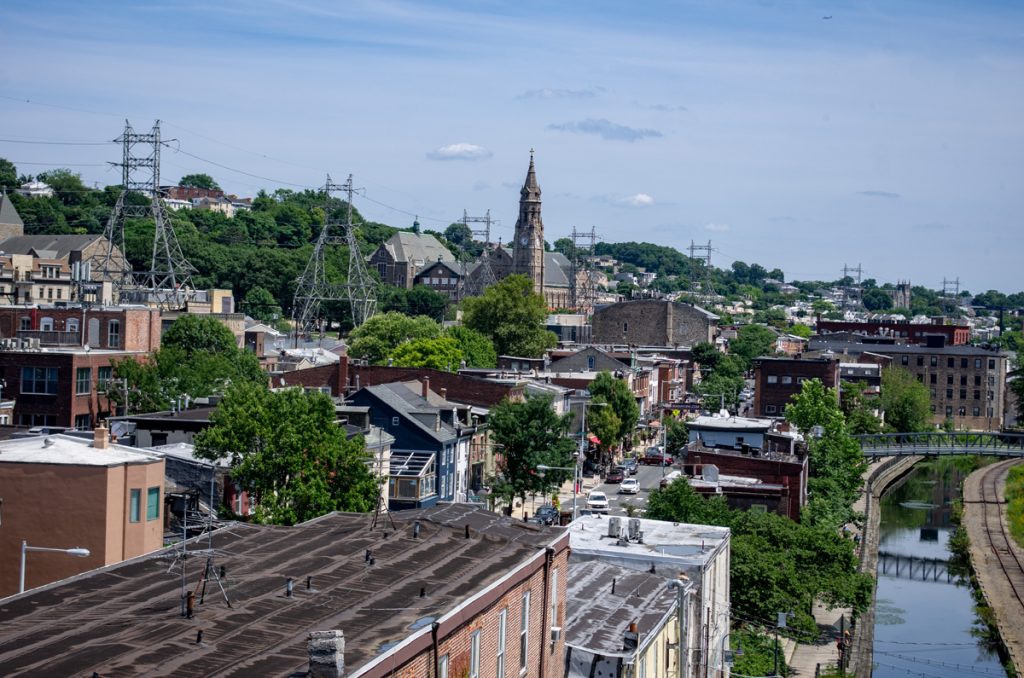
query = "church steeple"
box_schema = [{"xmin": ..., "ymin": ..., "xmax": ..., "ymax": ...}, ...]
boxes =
[
  {"xmin": 512, "ymin": 150, "xmax": 545, "ymax": 296},
  {"xmin": 521, "ymin": 148, "xmax": 541, "ymax": 200}
]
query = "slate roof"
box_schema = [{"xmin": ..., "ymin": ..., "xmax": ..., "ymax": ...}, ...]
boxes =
[
  {"xmin": 381, "ymin": 232, "xmax": 456, "ymax": 265},
  {"xmin": 0, "ymin": 193, "xmax": 23, "ymax": 227},
  {"xmin": 360, "ymin": 382, "xmax": 460, "ymax": 443},
  {"xmin": 0, "ymin": 504, "xmax": 564, "ymax": 677},
  {"xmin": 0, "ymin": 234, "xmax": 105, "ymax": 259}
]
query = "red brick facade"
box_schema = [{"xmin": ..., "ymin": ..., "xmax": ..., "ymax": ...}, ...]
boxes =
[
  {"xmin": 685, "ymin": 444, "xmax": 808, "ymax": 520},
  {"xmin": 363, "ymin": 538, "xmax": 570, "ymax": 678},
  {"xmin": 0, "ymin": 306, "xmax": 161, "ymax": 352},
  {"xmin": 0, "ymin": 348, "xmax": 146, "ymax": 428},
  {"xmin": 752, "ymin": 356, "xmax": 840, "ymax": 417}
]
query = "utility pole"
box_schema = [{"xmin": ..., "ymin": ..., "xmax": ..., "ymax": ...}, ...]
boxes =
[
  {"xmin": 89, "ymin": 120, "xmax": 196, "ymax": 308},
  {"xmin": 292, "ymin": 174, "xmax": 377, "ymax": 341}
]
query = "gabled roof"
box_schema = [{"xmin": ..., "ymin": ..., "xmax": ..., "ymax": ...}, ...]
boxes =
[
  {"xmin": 381, "ymin": 232, "xmax": 456, "ymax": 265},
  {"xmin": 0, "ymin": 234, "xmax": 106, "ymax": 259},
  {"xmin": 414, "ymin": 258, "xmax": 462, "ymax": 278},
  {"xmin": 0, "ymin": 193, "xmax": 23, "ymax": 228},
  {"xmin": 359, "ymin": 382, "xmax": 460, "ymax": 443}
]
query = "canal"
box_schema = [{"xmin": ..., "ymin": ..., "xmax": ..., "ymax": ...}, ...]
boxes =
[{"xmin": 872, "ymin": 459, "xmax": 1006, "ymax": 677}]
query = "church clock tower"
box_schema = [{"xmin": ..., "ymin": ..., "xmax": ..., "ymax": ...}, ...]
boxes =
[{"xmin": 512, "ymin": 150, "xmax": 545, "ymax": 295}]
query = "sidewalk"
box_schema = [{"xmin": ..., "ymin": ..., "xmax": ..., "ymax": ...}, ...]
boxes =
[{"xmin": 505, "ymin": 475, "xmax": 605, "ymax": 521}]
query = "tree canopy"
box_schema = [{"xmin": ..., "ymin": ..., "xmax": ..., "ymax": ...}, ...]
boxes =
[
  {"xmin": 880, "ymin": 367, "xmax": 933, "ymax": 433},
  {"xmin": 462, "ymin": 275, "xmax": 557, "ymax": 358},
  {"xmin": 488, "ymin": 395, "xmax": 577, "ymax": 511},
  {"xmin": 195, "ymin": 384, "xmax": 378, "ymax": 524},
  {"xmin": 588, "ymin": 371, "xmax": 639, "ymax": 451},
  {"xmin": 178, "ymin": 173, "xmax": 221, "ymax": 190}
]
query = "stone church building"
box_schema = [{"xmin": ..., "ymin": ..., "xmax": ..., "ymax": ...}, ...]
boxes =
[{"xmin": 466, "ymin": 153, "xmax": 581, "ymax": 310}]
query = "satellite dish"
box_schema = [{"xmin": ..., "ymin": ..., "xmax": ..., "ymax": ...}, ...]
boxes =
[{"xmin": 83, "ymin": 344, "xmax": 91, "ymax": 352}]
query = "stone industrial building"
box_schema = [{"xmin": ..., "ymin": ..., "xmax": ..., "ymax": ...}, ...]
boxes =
[
  {"xmin": 0, "ymin": 504, "xmax": 570, "ymax": 678},
  {"xmin": 591, "ymin": 299, "xmax": 718, "ymax": 347}
]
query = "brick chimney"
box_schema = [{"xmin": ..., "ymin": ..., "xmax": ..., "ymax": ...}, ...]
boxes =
[
  {"xmin": 308, "ymin": 630, "xmax": 345, "ymax": 678},
  {"xmin": 94, "ymin": 424, "xmax": 110, "ymax": 450},
  {"xmin": 421, "ymin": 376, "xmax": 430, "ymax": 399}
]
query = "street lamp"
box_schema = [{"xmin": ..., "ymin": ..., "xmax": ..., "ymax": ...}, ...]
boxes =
[
  {"xmin": 535, "ymin": 464, "xmax": 577, "ymax": 522},
  {"xmin": 19, "ymin": 540, "xmax": 90, "ymax": 593}
]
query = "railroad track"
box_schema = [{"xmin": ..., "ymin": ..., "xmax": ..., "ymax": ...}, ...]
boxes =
[{"xmin": 976, "ymin": 460, "xmax": 1024, "ymax": 613}]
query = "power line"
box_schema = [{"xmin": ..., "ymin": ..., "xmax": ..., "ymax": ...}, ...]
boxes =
[
  {"xmin": 0, "ymin": 138, "xmax": 116, "ymax": 146},
  {"xmin": 7, "ymin": 161, "xmax": 110, "ymax": 167},
  {"xmin": 161, "ymin": 143, "xmax": 315, "ymax": 189}
]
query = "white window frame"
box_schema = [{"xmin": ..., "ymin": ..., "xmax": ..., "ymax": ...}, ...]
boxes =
[
  {"xmin": 520, "ymin": 591, "xmax": 530, "ymax": 673},
  {"xmin": 549, "ymin": 568, "xmax": 559, "ymax": 643},
  {"xmin": 470, "ymin": 630, "xmax": 481, "ymax": 678},
  {"xmin": 497, "ymin": 607, "xmax": 507, "ymax": 677},
  {"xmin": 767, "ymin": 375, "xmax": 778, "ymax": 384},
  {"xmin": 439, "ymin": 654, "xmax": 449, "ymax": 678}
]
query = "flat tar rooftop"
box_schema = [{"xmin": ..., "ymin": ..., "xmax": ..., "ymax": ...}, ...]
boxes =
[
  {"xmin": 568, "ymin": 514, "xmax": 729, "ymax": 572},
  {"xmin": 0, "ymin": 504, "xmax": 564, "ymax": 677}
]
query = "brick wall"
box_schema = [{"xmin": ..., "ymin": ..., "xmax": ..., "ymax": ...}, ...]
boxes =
[
  {"xmin": 592, "ymin": 300, "xmax": 715, "ymax": 347},
  {"xmin": 686, "ymin": 446, "xmax": 807, "ymax": 520},
  {"xmin": 352, "ymin": 365, "xmax": 525, "ymax": 408},
  {"xmin": 0, "ymin": 307, "xmax": 160, "ymax": 351},
  {"xmin": 371, "ymin": 540, "xmax": 570, "ymax": 678},
  {"xmin": 752, "ymin": 357, "xmax": 839, "ymax": 417},
  {"xmin": 816, "ymin": 320, "xmax": 970, "ymax": 345}
]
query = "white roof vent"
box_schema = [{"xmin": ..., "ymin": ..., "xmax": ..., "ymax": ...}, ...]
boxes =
[{"xmin": 42, "ymin": 437, "xmax": 55, "ymax": 448}]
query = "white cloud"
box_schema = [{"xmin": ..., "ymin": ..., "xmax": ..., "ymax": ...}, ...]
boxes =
[
  {"xmin": 705, "ymin": 222, "xmax": 730, "ymax": 232},
  {"xmin": 426, "ymin": 143, "xmax": 493, "ymax": 161},
  {"xmin": 618, "ymin": 193, "xmax": 655, "ymax": 207}
]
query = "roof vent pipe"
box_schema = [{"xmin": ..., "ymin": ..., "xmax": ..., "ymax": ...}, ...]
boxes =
[{"xmin": 422, "ymin": 376, "xmax": 430, "ymax": 398}]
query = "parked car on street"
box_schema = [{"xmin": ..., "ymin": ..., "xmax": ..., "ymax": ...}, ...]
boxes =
[
  {"xmin": 618, "ymin": 458, "xmax": 638, "ymax": 475},
  {"xmin": 641, "ymin": 447, "xmax": 674, "ymax": 466},
  {"xmin": 587, "ymin": 491, "xmax": 610, "ymax": 513},
  {"xmin": 527, "ymin": 505, "xmax": 560, "ymax": 525},
  {"xmin": 618, "ymin": 478, "xmax": 640, "ymax": 494},
  {"xmin": 606, "ymin": 467, "xmax": 625, "ymax": 483}
]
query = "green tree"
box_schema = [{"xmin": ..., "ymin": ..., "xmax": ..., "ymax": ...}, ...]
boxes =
[
  {"xmin": 863, "ymin": 288, "xmax": 893, "ymax": 311},
  {"xmin": 241, "ymin": 286, "xmax": 281, "ymax": 324},
  {"xmin": 0, "ymin": 158, "xmax": 18, "ymax": 192},
  {"xmin": 178, "ymin": 173, "xmax": 220, "ymax": 190},
  {"xmin": 389, "ymin": 336, "xmax": 463, "ymax": 371},
  {"xmin": 880, "ymin": 367, "xmax": 933, "ymax": 432},
  {"xmin": 195, "ymin": 383, "xmax": 377, "ymax": 524},
  {"xmin": 163, "ymin": 314, "xmax": 238, "ymax": 356},
  {"xmin": 406, "ymin": 285, "xmax": 448, "ymax": 320},
  {"xmin": 729, "ymin": 324, "xmax": 778, "ymax": 370},
  {"xmin": 696, "ymin": 371, "xmax": 744, "ymax": 411},
  {"xmin": 588, "ymin": 371, "xmax": 639, "ymax": 450},
  {"xmin": 665, "ymin": 417, "xmax": 688, "ymax": 453},
  {"xmin": 348, "ymin": 312, "xmax": 441, "ymax": 364},
  {"xmin": 1012, "ymin": 376, "xmax": 1024, "ymax": 424},
  {"xmin": 788, "ymin": 323, "xmax": 812, "ymax": 339},
  {"xmin": 462, "ymin": 275, "xmax": 557, "ymax": 358},
  {"xmin": 692, "ymin": 342, "xmax": 722, "ymax": 372},
  {"xmin": 488, "ymin": 395, "xmax": 577, "ymax": 512},
  {"xmin": 587, "ymin": 398, "xmax": 621, "ymax": 461},
  {"xmin": 444, "ymin": 326, "xmax": 497, "ymax": 368},
  {"xmin": 443, "ymin": 222, "xmax": 474, "ymax": 250},
  {"xmin": 841, "ymin": 383, "xmax": 882, "ymax": 435}
]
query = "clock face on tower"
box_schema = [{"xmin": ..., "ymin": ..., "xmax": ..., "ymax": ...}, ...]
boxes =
[{"xmin": 519, "ymin": 235, "xmax": 529, "ymax": 246}]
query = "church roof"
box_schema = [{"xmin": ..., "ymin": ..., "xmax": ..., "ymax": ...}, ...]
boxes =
[
  {"xmin": 0, "ymin": 193, "xmax": 23, "ymax": 228},
  {"xmin": 381, "ymin": 231, "xmax": 456, "ymax": 266}
]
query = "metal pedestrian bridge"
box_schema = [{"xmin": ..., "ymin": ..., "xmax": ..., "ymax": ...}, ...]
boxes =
[
  {"xmin": 855, "ymin": 431, "xmax": 1024, "ymax": 459},
  {"xmin": 877, "ymin": 551, "xmax": 955, "ymax": 583}
]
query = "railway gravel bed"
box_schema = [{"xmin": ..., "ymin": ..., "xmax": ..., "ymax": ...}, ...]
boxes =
[{"xmin": 962, "ymin": 458, "xmax": 1024, "ymax": 674}]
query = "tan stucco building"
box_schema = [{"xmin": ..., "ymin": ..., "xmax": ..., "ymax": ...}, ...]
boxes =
[{"xmin": 0, "ymin": 430, "xmax": 165, "ymax": 596}]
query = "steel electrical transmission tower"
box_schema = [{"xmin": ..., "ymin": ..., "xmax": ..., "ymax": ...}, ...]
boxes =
[
  {"xmin": 841, "ymin": 263, "xmax": 864, "ymax": 310},
  {"xmin": 292, "ymin": 175, "xmax": 377, "ymax": 340},
  {"xmin": 687, "ymin": 240, "xmax": 715, "ymax": 300},
  {"xmin": 90, "ymin": 120, "xmax": 195, "ymax": 308},
  {"xmin": 460, "ymin": 209, "xmax": 497, "ymax": 298},
  {"xmin": 570, "ymin": 226, "xmax": 597, "ymax": 313}
]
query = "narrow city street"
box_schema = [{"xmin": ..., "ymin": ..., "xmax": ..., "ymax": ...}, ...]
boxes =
[{"xmin": 576, "ymin": 461, "xmax": 675, "ymax": 518}]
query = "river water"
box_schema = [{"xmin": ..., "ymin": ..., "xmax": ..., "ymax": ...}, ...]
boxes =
[{"xmin": 872, "ymin": 460, "xmax": 1007, "ymax": 677}]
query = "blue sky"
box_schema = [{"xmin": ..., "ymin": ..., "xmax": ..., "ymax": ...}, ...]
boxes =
[{"xmin": 2, "ymin": 0, "xmax": 1022, "ymax": 292}]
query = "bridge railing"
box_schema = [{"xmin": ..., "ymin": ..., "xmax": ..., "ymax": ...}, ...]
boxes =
[{"xmin": 854, "ymin": 431, "xmax": 1024, "ymax": 457}]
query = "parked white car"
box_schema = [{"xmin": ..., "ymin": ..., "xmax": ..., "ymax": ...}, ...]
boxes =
[
  {"xmin": 587, "ymin": 491, "xmax": 610, "ymax": 513},
  {"xmin": 618, "ymin": 478, "xmax": 639, "ymax": 494}
]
